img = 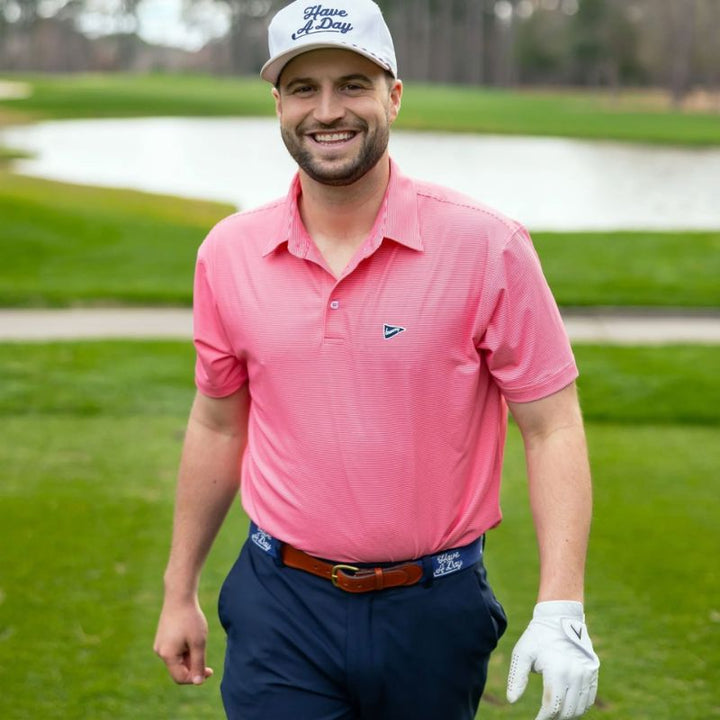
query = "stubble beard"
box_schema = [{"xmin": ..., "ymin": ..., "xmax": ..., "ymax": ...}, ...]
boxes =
[{"xmin": 280, "ymin": 117, "xmax": 390, "ymax": 187}]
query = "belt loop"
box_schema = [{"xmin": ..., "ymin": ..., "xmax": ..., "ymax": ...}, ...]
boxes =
[
  {"xmin": 273, "ymin": 541, "xmax": 285, "ymax": 568},
  {"xmin": 421, "ymin": 555, "xmax": 434, "ymax": 588},
  {"xmin": 374, "ymin": 567, "xmax": 384, "ymax": 591}
]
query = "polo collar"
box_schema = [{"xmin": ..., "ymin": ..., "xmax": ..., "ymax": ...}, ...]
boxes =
[
  {"xmin": 382, "ymin": 159, "xmax": 424, "ymax": 252},
  {"xmin": 262, "ymin": 159, "xmax": 423, "ymax": 258}
]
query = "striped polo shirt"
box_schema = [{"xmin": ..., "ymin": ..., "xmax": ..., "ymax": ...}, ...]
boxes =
[{"xmin": 193, "ymin": 160, "xmax": 578, "ymax": 563}]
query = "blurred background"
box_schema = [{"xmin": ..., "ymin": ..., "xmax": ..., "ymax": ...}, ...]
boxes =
[
  {"xmin": 0, "ymin": 2, "xmax": 719, "ymax": 720},
  {"xmin": 1, "ymin": 0, "xmax": 719, "ymax": 107}
]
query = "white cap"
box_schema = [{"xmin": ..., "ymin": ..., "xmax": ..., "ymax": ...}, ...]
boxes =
[{"xmin": 261, "ymin": 0, "xmax": 397, "ymax": 85}]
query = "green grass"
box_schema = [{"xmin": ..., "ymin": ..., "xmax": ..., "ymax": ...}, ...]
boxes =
[
  {"xmin": 0, "ymin": 341, "xmax": 718, "ymax": 719},
  {"xmin": 0, "ymin": 73, "xmax": 274, "ymax": 121},
  {"xmin": 534, "ymin": 231, "xmax": 720, "ymax": 308},
  {"xmin": 0, "ymin": 145, "xmax": 29, "ymax": 161},
  {"xmin": 400, "ymin": 84, "xmax": 720, "ymax": 146},
  {"xmin": 574, "ymin": 345, "xmax": 720, "ymax": 425},
  {"xmin": 0, "ymin": 171, "xmax": 233, "ymax": 307},
  {"xmin": 1, "ymin": 73, "xmax": 719, "ymax": 146},
  {"xmin": 484, "ymin": 423, "xmax": 720, "ymax": 719},
  {"xmin": 1, "ymin": 170, "xmax": 718, "ymax": 309},
  {"xmin": 1, "ymin": 342, "xmax": 717, "ymax": 426}
]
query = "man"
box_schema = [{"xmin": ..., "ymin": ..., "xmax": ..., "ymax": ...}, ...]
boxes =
[{"xmin": 154, "ymin": 1, "xmax": 600, "ymax": 718}]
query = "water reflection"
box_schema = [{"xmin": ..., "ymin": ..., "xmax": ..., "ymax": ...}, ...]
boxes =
[{"xmin": 3, "ymin": 117, "xmax": 719, "ymax": 231}]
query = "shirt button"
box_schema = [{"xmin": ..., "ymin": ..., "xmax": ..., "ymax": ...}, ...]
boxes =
[{"xmin": 330, "ymin": 300, "xmax": 340, "ymax": 310}]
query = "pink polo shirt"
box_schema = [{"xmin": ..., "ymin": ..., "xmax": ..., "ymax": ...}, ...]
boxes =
[{"xmin": 193, "ymin": 160, "xmax": 577, "ymax": 562}]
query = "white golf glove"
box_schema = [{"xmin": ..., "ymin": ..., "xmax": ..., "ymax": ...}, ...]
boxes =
[{"xmin": 506, "ymin": 601, "xmax": 599, "ymax": 720}]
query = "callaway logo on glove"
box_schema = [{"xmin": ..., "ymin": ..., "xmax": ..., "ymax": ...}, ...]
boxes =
[{"xmin": 507, "ymin": 601, "xmax": 600, "ymax": 720}]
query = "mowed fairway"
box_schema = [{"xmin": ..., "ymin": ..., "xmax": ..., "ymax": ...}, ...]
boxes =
[
  {"xmin": 2, "ymin": 73, "xmax": 720, "ymax": 146},
  {"xmin": 1, "ymin": 171, "xmax": 719, "ymax": 309},
  {"xmin": 0, "ymin": 341, "xmax": 718, "ymax": 719},
  {"xmin": 0, "ymin": 171, "xmax": 233, "ymax": 307}
]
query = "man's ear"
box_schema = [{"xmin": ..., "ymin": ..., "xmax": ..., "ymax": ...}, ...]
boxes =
[
  {"xmin": 388, "ymin": 79, "xmax": 403, "ymax": 124},
  {"xmin": 272, "ymin": 87, "xmax": 282, "ymax": 118}
]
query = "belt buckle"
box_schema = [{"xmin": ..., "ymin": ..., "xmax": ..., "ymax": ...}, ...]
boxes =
[{"xmin": 331, "ymin": 564, "xmax": 360, "ymax": 587}]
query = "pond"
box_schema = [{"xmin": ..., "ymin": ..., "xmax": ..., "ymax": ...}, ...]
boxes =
[{"xmin": 3, "ymin": 117, "xmax": 720, "ymax": 231}]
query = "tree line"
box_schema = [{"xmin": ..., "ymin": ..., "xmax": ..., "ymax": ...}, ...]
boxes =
[{"xmin": 1, "ymin": 0, "xmax": 719, "ymax": 105}]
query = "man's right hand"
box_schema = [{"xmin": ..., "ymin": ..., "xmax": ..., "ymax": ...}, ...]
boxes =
[
  {"xmin": 154, "ymin": 598, "xmax": 214, "ymax": 685},
  {"xmin": 153, "ymin": 389, "xmax": 248, "ymax": 686}
]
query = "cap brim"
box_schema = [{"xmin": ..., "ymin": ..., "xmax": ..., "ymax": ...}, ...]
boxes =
[{"xmin": 261, "ymin": 41, "xmax": 394, "ymax": 85}]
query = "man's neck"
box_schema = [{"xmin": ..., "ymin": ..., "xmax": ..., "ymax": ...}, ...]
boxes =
[{"xmin": 297, "ymin": 157, "xmax": 391, "ymax": 276}]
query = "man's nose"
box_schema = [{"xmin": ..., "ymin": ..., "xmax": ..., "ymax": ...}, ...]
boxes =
[{"xmin": 313, "ymin": 88, "xmax": 345, "ymax": 125}]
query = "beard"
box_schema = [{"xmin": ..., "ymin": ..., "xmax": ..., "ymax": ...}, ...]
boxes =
[{"xmin": 280, "ymin": 116, "xmax": 390, "ymax": 187}]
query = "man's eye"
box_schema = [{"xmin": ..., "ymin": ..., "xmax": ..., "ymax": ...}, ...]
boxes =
[{"xmin": 292, "ymin": 85, "xmax": 314, "ymax": 95}]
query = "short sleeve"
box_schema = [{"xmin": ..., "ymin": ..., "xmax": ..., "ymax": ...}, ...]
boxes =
[
  {"xmin": 193, "ymin": 247, "xmax": 248, "ymax": 397},
  {"xmin": 478, "ymin": 228, "xmax": 578, "ymax": 403}
]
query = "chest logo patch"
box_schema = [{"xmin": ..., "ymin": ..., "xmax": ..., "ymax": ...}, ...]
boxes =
[{"xmin": 383, "ymin": 324, "xmax": 406, "ymax": 340}]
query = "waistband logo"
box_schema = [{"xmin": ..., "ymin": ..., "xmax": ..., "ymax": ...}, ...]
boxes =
[
  {"xmin": 251, "ymin": 527, "xmax": 273, "ymax": 553},
  {"xmin": 433, "ymin": 551, "xmax": 464, "ymax": 577},
  {"xmin": 292, "ymin": 5, "xmax": 354, "ymax": 40}
]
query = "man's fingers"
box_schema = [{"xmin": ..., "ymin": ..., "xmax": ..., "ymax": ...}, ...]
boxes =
[
  {"xmin": 154, "ymin": 601, "xmax": 212, "ymax": 685},
  {"xmin": 189, "ymin": 638, "xmax": 209, "ymax": 685},
  {"xmin": 506, "ymin": 650, "xmax": 532, "ymax": 703},
  {"xmin": 588, "ymin": 677, "xmax": 598, "ymax": 707},
  {"xmin": 164, "ymin": 654, "xmax": 213, "ymax": 685},
  {"xmin": 531, "ymin": 670, "xmax": 598, "ymax": 720},
  {"xmin": 154, "ymin": 638, "xmax": 188, "ymax": 683},
  {"xmin": 534, "ymin": 673, "xmax": 590, "ymax": 720},
  {"xmin": 534, "ymin": 674, "xmax": 564, "ymax": 720},
  {"xmin": 155, "ymin": 638, "xmax": 212, "ymax": 685},
  {"xmin": 569, "ymin": 684, "xmax": 590, "ymax": 719},
  {"xmin": 558, "ymin": 674, "xmax": 582, "ymax": 719},
  {"xmin": 163, "ymin": 650, "xmax": 196, "ymax": 684}
]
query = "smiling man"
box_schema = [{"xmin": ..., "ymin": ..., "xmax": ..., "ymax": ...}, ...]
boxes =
[
  {"xmin": 275, "ymin": 51, "xmax": 397, "ymax": 188},
  {"xmin": 153, "ymin": 2, "xmax": 600, "ymax": 719}
]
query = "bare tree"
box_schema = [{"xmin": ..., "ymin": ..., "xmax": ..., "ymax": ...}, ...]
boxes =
[
  {"xmin": 463, "ymin": 0, "xmax": 487, "ymax": 85},
  {"xmin": 490, "ymin": 0, "xmax": 519, "ymax": 87},
  {"xmin": 384, "ymin": 0, "xmax": 433, "ymax": 82},
  {"xmin": 208, "ymin": 0, "xmax": 278, "ymax": 74},
  {"xmin": 668, "ymin": 0, "xmax": 697, "ymax": 106},
  {"xmin": 431, "ymin": 0, "xmax": 454, "ymax": 82},
  {"xmin": 697, "ymin": 0, "xmax": 720, "ymax": 107}
]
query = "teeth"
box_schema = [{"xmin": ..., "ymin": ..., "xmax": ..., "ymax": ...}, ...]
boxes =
[{"xmin": 314, "ymin": 132, "xmax": 353, "ymax": 143}]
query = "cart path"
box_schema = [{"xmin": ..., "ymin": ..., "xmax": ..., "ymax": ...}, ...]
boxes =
[{"xmin": 1, "ymin": 307, "xmax": 719, "ymax": 344}]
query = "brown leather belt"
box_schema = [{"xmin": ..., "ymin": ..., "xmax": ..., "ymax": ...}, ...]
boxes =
[
  {"xmin": 249, "ymin": 522, "xmax": 483, "ymax": 594},
  {"xmin": 281, "ymin": 543, "xmax": 424, "ymax": 593}
]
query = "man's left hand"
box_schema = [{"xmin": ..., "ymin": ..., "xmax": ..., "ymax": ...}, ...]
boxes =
[{"xmin": 506, "ymin": 601, "xmax": 599, "ymax": 719}]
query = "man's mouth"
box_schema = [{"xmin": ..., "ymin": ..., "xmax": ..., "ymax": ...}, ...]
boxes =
[{"xmin": 310, "ymin": 131, "xmax": 357, "ymax": 145}]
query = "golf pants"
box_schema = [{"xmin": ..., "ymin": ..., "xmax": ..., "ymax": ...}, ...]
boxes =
[{"xmin": 218, "ymin": 537, "xmax": 507, "ymax": 720}]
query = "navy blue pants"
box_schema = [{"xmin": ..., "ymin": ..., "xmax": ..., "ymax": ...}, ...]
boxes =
[{"xmin": 218, "ymin": 539, "xmax": 506, "ymax": 720}]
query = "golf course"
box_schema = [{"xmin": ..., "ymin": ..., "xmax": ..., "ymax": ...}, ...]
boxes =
[{"xmin": 0, "ymin": 74, "xmax": 718, "ymax": 719}]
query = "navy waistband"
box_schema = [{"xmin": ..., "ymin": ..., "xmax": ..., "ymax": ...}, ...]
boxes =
[{"xmin": 248, "ymin": 522, "xmax": 483, "ymax": 581}]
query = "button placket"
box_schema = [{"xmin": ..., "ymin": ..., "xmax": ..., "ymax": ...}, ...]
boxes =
[{"xmin": 324, "ymin": 282, "xmax": 346, "ymax": 341}]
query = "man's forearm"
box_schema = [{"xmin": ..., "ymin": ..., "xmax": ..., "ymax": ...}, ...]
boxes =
[
  {"xmin": 163, "ymin": 389, "xmax": 249, "ymax": 600},
  {"xmin": 507, "ymin": 385, "xmax": 599, "ymax": 718},
  {"xmin": 524, "ymin": 422, "xmax": 592, "ymax": 602},
  {"xmin": 509, "ymin": 383, "xmax": 593, "ymax": 602}
]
